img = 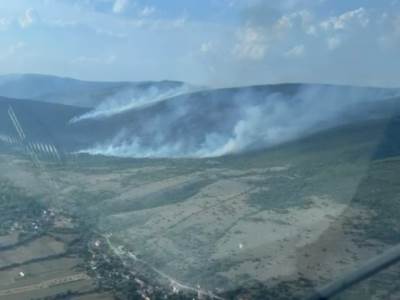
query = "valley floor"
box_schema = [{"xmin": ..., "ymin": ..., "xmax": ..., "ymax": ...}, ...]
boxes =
[{"xmin": 1, "ymin": 119, "xmax": 400, "ymax": 299}]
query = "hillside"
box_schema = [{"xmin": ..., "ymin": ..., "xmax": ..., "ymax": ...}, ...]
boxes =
[
  {"xmin": 1, "ymin": 83, "xmax": 400, "ymax": 158},
  {"xmin": 0, "ymin": 74, "xmax": 187, "ymax": 108},
  {"xmin": 0, "ymin": 96, "xmax": 88, "ymax": 153}
]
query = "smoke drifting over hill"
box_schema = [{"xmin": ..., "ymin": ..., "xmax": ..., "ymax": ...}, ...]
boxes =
[
  {"xmin": 70, "ymin": 84, "xmax": 193, "ymax": 122},
  {"xmin": 77, "ymin": 84, "xmax": 400, "ymax": 158}
]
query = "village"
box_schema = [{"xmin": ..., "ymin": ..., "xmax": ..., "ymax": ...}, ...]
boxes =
[{"xmin": 0, "ymin": 180, "xmax": 202, "ymax": 300}]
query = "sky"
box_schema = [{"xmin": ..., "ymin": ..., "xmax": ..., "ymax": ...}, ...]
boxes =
[{"xmin": 0, "ymin": 0, "xmax": 400, "ymax": 87}]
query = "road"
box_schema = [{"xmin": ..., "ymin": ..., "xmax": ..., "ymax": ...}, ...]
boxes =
[{"xmin": 104, "ymin": 235, "xmax": 224, "ymax": 300}]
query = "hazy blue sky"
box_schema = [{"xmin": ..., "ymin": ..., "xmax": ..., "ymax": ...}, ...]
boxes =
[{"xmin": 1, "ymin": 0, "xmax": 400, "ymax": 87}]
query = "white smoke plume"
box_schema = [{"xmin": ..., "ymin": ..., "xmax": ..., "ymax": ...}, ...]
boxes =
[
  {"xmin": 70, "ymin": 84, "xmax": 194, "ymax": 123},
  {"xmin": 77, "ymin": 85, "xmax": 400, "ymax": 158}
]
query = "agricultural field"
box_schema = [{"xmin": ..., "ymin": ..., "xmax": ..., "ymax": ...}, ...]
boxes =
[{"xmin": 0, "ymin": 179, "xmax": 112, "ymax": 300}]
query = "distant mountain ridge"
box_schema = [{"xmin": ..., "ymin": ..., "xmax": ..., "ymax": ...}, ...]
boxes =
[{"xmin": 0, "ymin": 74, "xmax": 187, "ymax": 108}]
